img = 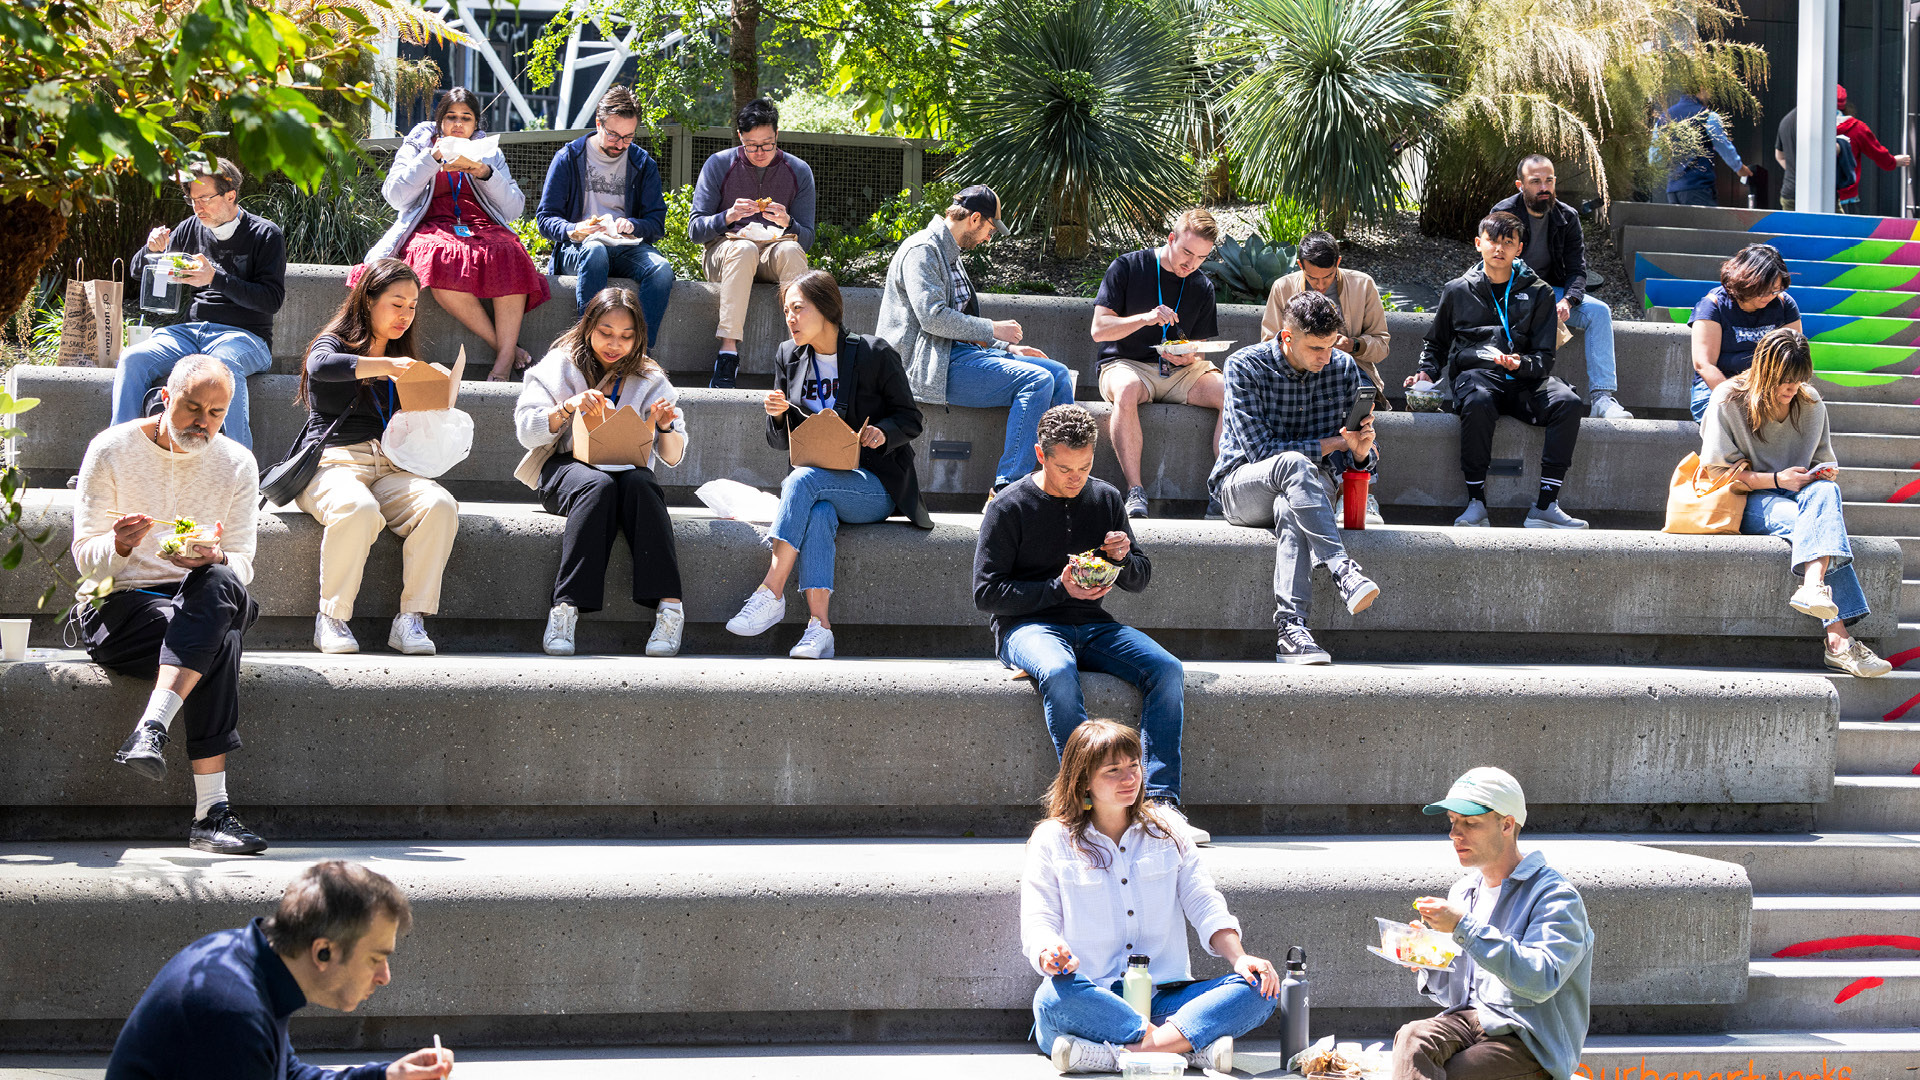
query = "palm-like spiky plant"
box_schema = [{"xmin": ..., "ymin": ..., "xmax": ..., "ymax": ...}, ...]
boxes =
[
  {"xmin": 1419, "ymin": 0, "xmax": 1766, "ymax": 240},
  {"xmin": 948, "ymin": 0, "xmax": 1199, "ymax": 258},
  {"xmin": 1213, "ymin": 0, "xmax": 1450, "ymax": 235}
]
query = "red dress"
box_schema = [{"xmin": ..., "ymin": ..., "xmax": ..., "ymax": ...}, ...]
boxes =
[{"xmin": 353, "ymin": 171, "xmax": 550, "ymax": 307}]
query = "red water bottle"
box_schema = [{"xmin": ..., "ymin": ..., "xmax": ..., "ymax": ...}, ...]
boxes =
[{"xmin": 1341, "ymin": 470, "xmax": 1370, "ymax": 530}]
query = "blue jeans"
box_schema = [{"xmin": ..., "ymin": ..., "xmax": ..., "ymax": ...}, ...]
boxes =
[
  {"xmin": 945, "ymin": 343, "xmax": 1075, "ymax": 488},
  {"xmin": 769, "ymin": 467, "xmax": 894, "ymax": 593},
  {"xmin": 1667, "ymin": 187, "xmax": 1717, "ymax": 206},
  {"xmin": 556, "ymin": 241, "xmax": 675, "ymax": 345},
  {"xmin": 999, "ymin": 621, "xmax": 1185, "ymax": 803},
  {"xmin": 1033, "ymin": 972, "xmax": 1275, "ymax": 1055},
  {"xmin": 1554, "ymin": 287, "xmax": 1617, "ymax": 395},
  {"xmin": 111, "ymin": 322, "xmax": 273, "ymax": 450},
  {"xmin": 1689, "ymin": 379, "xmax": 1715, "ymax": 422},
  {"xmin": 1743, "ymin": 481, "xmax": 1869, "ymax": 624}
]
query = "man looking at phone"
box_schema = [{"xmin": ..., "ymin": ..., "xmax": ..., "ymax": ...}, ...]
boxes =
[
  {"xmin": 537, "ymin": 86, "xmax": 675, "ymax": 335},
  {"xmin": 1390, "ymin": 767, "xmax": 1593, "ymax": 1080},
  {"xmin": 1088, "ymin": 208, "xmax": 1225, "ymax": 519},
  {"xmin": 70, "ymin": 354, "xmax": 266, "ymax": 855},
  {"xmin": 1410, "ymin": 212, "xmax": 1587, "ymax": 530},
  {"xmin": 1210, "ymin": 292, "xmax": 1381, "ymax": 666}
]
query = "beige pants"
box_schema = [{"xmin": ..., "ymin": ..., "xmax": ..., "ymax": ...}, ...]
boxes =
[
  {"xmin": 703, "ymin": 238, "xmax": 809, "ymax": 341},
  {"xmin": 295, "ymin": 440, "xmax": 460, "ymax": 620}
]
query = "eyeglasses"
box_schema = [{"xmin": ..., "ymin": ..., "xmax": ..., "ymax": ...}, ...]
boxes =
[
  {"xmin": 742, "ymin": 139, "xmax": 778, "ymax": 153},
  {"xmin": 600, "ymin": 126, "xmax": 638, "ymax": 146},
  {"xmin": 184, "ymin": 192, "xmax": 230, "ymax": 208}
]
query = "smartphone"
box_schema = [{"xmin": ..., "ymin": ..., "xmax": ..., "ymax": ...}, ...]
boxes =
[
  {"xmin": 1810, "ymin": 462, "xmax": 1838, "ymax": 478},
  {"xmin": 1344, "ymin": 386, "xmax": 1377, "ymax": 431}
]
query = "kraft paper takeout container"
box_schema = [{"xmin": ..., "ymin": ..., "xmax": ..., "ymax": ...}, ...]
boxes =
[
  {"xmin": 788, "ymin": 408, "xmax": 860, "ymax": 471},
  {"xmin": 393, "ymin": 345, "xmax": 467, "ymax": 412},
  {"xmin": 571, "ymin": 403, "xmax": 657, "ymax": 468}
]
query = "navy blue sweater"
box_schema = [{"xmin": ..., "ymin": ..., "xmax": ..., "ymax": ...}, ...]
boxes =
[
  {"xmin": 535, "ymin": 134, "xmax": 667, "ymax": 246},
  {"xmin": 105, "ymin": 919, "xmax": 389, "ymax": 1080},
  {"xmin": 130, "ymin": 210, "xmax": 287, "ymax": 346}
]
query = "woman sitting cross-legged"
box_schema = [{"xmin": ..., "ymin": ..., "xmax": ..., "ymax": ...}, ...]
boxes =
[
  {"xmin": 1023, "ymin": 718, "xmax": 1279, "ymax": 1075},
  {"xmin": 725, "ymin": 269, "xmax": 934, "ymax": 659},
  {"xmin": 1699, "ymin": 326, "xmax": 1891, "ymax": 677},
  {"xmin": 296, "ymin": 258, "xmax": 460, "ymax": 656},
  {"xmin": 515, "ymin": 287, "xmax": 687, "ymax": 657},
  {"xmin": 358, "ymin": 86, "xmax": 551, "ymax": 382}
]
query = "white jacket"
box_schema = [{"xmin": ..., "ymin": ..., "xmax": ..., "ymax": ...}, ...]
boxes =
[
  {"xmin": 513, "ymin": 348, "xmax": 686, "ymax": 488},
  {"xmin": 361, "ymin": 122, "xmax": 527, "ymax": 266}
]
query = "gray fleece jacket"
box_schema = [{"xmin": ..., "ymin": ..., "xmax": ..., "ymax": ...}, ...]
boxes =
[{"xmin": 876, "ymin": 216, "xmax": 997, "ymax": 406}]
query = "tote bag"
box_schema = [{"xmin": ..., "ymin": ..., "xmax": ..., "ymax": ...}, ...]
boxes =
[
  {"xmin": 1662, "ymin": 452, "xmax": 1746, "ymax": 534},
  {"xmin": 58, "ymin": 260, "xmax": 125, "ymax": 367}
]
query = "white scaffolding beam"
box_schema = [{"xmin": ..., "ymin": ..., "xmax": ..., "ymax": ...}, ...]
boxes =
[{"xmin": 1796, "ymin": 0, "xmax": 1840, "ymax": 214}]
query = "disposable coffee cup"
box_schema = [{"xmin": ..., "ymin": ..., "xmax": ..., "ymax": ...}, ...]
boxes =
[{"xmin": 0, "ymin": 618, "xmax": 30, "ymax": 662}]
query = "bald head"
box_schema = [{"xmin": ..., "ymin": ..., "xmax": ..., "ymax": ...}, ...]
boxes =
[{"xmin": 158, "ymin": 355, "xmax": 233, "ymax": 452}]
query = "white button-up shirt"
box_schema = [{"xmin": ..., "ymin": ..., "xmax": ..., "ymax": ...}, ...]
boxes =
[{"xmin": 1021, "ymin": 818, "xmax": 1242, "ymax": 986}]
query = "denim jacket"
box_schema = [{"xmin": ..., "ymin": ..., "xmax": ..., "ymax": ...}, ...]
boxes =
[{"xmin": 1417, "ymin": 850, "xmax": 1594, "ymax": 1080}]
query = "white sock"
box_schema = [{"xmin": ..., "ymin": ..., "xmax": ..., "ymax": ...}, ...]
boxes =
[
  {"xmin": 660, "ymin": 600, "xmax": 683, "ymax": 612},
  {"xmin": 193, "ymin": 771, "xmax": 229, "ymax": 820},
  {"xmin": 139, "ymin": 689, "xmax": 184, "ymax": 733}
]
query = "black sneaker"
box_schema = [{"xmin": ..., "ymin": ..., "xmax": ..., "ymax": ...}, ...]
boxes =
[
  {"xmin": 1328, "ymin": 557, "xmax": 1380, "ymax": 614},
  {"xmin": 114, "ymin": 722, "xmax": 169, "ymax": 782},
  {"xmin": 709, "ymin": 352, "xmax": 740, "ymax": 389},
  {"xmin": 189, "ymin": 803, "xmax": 269, "ymax": 855},
  {"xmin": 1204, "ymin": 495, "xmax": 1225, "ymax": 521},
  {"xmin": 1276, "ymin": 620, "xmax": 1332, "ymax": 665}
]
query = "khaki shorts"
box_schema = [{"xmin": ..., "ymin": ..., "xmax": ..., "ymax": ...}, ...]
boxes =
[{"xmin": 1097, "ymin": 357, "xmax": 1220, "ymax": 406}]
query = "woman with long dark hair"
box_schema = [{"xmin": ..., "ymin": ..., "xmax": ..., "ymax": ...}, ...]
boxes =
[
  {"xmin": 1699, "ymin": 327, "xmax": 1889, "ymax": 676},
  {"xmin": 359, "ymin": 86, "xmax": 549, "ymax": 382},
  {"xmin": 295, "ymin": 257, "xmax": 460, "ymax": 656},
  {"xmin": 724, "ymin": 270, "xmax": 932, "ymax": 659},
  {"xmin": 1688, "ymin": 244, "xmax": 1803, "ymax": 421},
  {"xmin": 1021, "ymin": 719, "xmax": 1278, "ymax": 1075},
  {"xmin": 515, "ymin": 287, "xmax": 687, "ymax": 657}
]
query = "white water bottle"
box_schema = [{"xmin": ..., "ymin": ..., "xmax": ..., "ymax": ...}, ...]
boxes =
[{"xmin": 1122, "ymin": 953, "xmax": 1153, "ymax": 1018}]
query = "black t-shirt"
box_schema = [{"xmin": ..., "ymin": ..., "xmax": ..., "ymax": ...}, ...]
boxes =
[
  {"xmin": 302, "ymin": 333, "xmax": 400, "ymax": 449},
  {"xmin": 1092, "ymin": 249, "xmax": 1219, "ymax": 367}
]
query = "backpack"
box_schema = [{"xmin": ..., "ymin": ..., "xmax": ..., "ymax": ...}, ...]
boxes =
[{"xmin": 1836, "ymin": 133, "xmax": 1859, "ymax": 192}]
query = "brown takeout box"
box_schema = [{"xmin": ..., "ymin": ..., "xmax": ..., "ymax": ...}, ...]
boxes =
[
  {"xmin": 571, "ymin": 403, "xmax": 657, "ymax": 468},
  {"xmin": 392, "ymin": 345, "xmax": 468, "ymax": 411},
  {"xmin": 788, "ymin": 408, "xmax": 860, "ymax": 471}
]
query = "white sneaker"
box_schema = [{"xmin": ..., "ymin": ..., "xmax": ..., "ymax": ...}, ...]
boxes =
[
  {"xmin": 314, "ymin": 613, "xmax": 358, "ymax": 654},
  {"xmin": 1589, "ymin": 392, "xmax": 1634, "ymax": 420},
  {"xmin": 1789, "ymin": 582, "xmax": 1840, "ymax": 621},
  {"xmin": 726, "ymin": 586, "xmax": 785, "ymax": 637},
  {"xmin": 1365, "ymin": 493, "xmax": 1385, "ymax": 525},
  {"xmin": 646, "ymin": 605, "xmax": 684, "ymax": 657},
  {"xmin": 1523, "ymin": 501, "xmax": 1589, "ymax": 530},
  {"xmin": 789, "ymin": 617, "xmax": 835, "ymax": 659},
  {"xmin": 1152, "ymin": 801, "xmax": 1211, "ymax": 846},
  {"xmin": 388, "ymin": 612, "xmax": 436, "ymax": 655},
  {"xmin": 1188, "ymin": 1035, "xmax": 1233, "ymax": 1073},
  {"xmin": 543, "ymin": 603, "xmax": 578, "ymax": 656},
  {"xmin": 1050, "ymin": 1035, "xmax": 1118, "ymax": 1074}
]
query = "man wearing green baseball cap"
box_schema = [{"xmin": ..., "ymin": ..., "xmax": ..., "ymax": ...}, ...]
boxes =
[{"xmin": 1390, "ymin": 767, "xmax": 1594, "ymax": 1080}]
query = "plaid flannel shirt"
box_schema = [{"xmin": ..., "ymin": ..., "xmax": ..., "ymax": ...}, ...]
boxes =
[{"xmin": 1208, "ymin": 339, "xmax": 1373, "ymax": 496}]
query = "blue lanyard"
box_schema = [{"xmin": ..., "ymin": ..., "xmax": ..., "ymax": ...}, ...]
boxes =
[
  {"xmin": 370, "ymin": 378, "xmax": 397, "ymax": 426},
  {"xmin": 1488, "ymin": 272, "xmax": 1516, "ymax": 354},
  {"xmin": 1154, "ymin": 250, "xmax": 1187, "ymax": 343},
  {"xmin": 450, "ymin": 172, "xmax": 465, "ymax": 226}
]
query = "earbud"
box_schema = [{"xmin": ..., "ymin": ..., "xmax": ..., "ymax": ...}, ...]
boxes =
[{"xmin": 317, "ymin": 946, "xmax": 331, "ymax": 962}]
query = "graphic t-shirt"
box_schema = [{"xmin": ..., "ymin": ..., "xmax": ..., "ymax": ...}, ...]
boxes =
[
  {"xmin": 1689, "ymin": 285, "xmax": 1802, "ymax": 381},
  {"xmin": 1092, "ymin": 248, "xmax": 1220, "ymax": 366},
  {"xmin": 790, "ymin": 350, "xmax": 840, "ymax": 413},
  {"xmin": 583, "ymin": 144, "xmax": 629, "ymax": 223}
]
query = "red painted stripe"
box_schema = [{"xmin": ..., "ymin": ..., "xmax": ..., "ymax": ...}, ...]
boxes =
[
  {"xmin": 1773, "ymin": 934, "xmax": 1920, "ymax": 957},
  {"xmin": 1886, "ymin": 645, "xmax": 1920, "ymax": 669},
  {"xmin": 1834, "ymin": 976, "xmax": 1885, "ymax": 1003},
  {"xmin": 1884, "ymin": 691, "xmax": 1920, "ymax": 721},
  {"xmin": 1911, "ymin": 760, "xmax": 1920, "ymax": 774},
  {"xmin": 1892, "ymin": 476, "xmax": 1920, "ymax": 504}
]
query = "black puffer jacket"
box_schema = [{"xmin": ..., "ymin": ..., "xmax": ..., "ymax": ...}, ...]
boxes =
[{"xmin": 1416, "ymin": 261, "xmax": 1559, "ymax": 386}]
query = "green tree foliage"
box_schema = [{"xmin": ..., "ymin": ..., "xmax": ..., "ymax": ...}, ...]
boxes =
[
  {"xmin": 947, "ymin": 0, "xmax": 1196, "ymax": 258},
  {"xmin": 1213, "ymin": 0, "xmax": 1448, "ymax": 235},
  {"xmin": 1419, "ymin": 0, "xmax": 1765, "ymax": 240}
]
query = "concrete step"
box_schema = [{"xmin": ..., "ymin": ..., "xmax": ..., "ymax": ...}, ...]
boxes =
[
  {"xmin": 1734, "ymin": 959, "xmax": 1920, "ymax": 1031},
  {"xmin": 13, "ymin": 1033, "xmax": 1920, "ymax": 1080},
  {"xmin": 1644, "ymin": 273, "xmax": 1920, "ymax": 319},
  {"xmin": 5, "ymin": 367, "xmax": 1696, "ymax": 513},
  {"xmin": 0, "ymin": 837, "xmax": 1751, "ymax": 1038},
  {"xmin": 1635, "ymin": 250, "xmax": 1920, "ymax": 297},
  {"xmin": 1817, "ymin": 776, "xmax": 1920, "ymax": 831},
  {"xmin": 1632, "ymin": 833, "xmax": 1920, "ymax": 894},
  {"xmin": 1623, "ymin": 225, "xmax": 1920, "ymax": 273},
  {"xmin": 1835, "ymin": 500, "xmax": 1920, "ymax": 537},
  {"xmin": 1899, "ymin": 578, "xmax": 1920, "ymax": 619},
  {"xmin": 1831, "ymin": 432, "xmax": 1920, "ymax": 470},
  {"xmin": 1751, "ymin": 895, "xmax": 1920, "ymax": 957},
  {"xmin": 1806, "ymin": 371, "xmax": 1920, "ymax": 406},
  {"xmin": 1650, "ymin": 306, "xmax": 1920, "ymax": 350},
  {"xmin": 0, "ymin": 656, "xmax": 1836, "ymax": 837},
  {"xmin": 1834, "ymin": 467, "xmax": 1920, "ymax": 503},
  {"xmin": 1866, "ymin": 622, "xmax": 1920, "ymax": 661},
  {"xmin": 1835, "ymin": 721, "xmax": 1920, "ymax": 774},
  {"xmin": 1610, "ymin": 200, "xmax": 1911, "ymax": 239},
  {"xmin": 1828, "ymin": 401, "xmax": 1920, "ymax": 437},
  {"xmin": 1826, "ymin": 669, "xmax": 1920, "ymax": 720},
  {"xmin": 5, "ymin": 494, "xmax": 1899, "ymax": 660}
]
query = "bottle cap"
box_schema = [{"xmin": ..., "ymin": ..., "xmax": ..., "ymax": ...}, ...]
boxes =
[
  {"xmin": 1127, "ymin": 953, "xmax": 1151, "ymax": 966},
  {"xmin": 1286, "ymin": 945, "xmax": 1306, "ymax": 970}
]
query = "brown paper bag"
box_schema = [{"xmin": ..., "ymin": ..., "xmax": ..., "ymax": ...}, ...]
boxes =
[
  {"xmin": 393, "ymin": 345, "xmax": 468, "ymax": 411},
  {"xmin": 572, "ymin": 403, "xmax": 657, "ymax": 468},
  {"xmin": 58, "ymin": 260, "xmax": 125, "ymax": 368},
  {"xmin": 788, "ymin": 408, "xmax": 860, "ymax": 470}
]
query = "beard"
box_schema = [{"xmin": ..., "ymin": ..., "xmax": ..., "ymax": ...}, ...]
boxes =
[
  {"xmin": 1530, "ymin": 191, "xmax": 1555, "ymax": 211},
  {"xmin": 165, "ymin": 418, "xmax": 214, "ymax": 455}
]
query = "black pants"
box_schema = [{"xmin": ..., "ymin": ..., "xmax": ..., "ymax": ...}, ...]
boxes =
[
  {"xmin": 538, "ymin": 454, "xmax": 683, "ymax": 612},
  {"xmin": 74, "ymin": 564, "xmax": 258, "ymax": 760},
  {"xmin": 1453, "ymin": 369, "xmax": 1583, "ymax": 483}
]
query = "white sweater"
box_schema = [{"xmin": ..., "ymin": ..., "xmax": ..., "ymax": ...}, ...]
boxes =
[
  {"xmin": 71, "ymin": 421, "xmax": 260, "ymax": 595},
  {"xmin": 512, "ymin": 349, "xmax": 686, "ymax": 487}
]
